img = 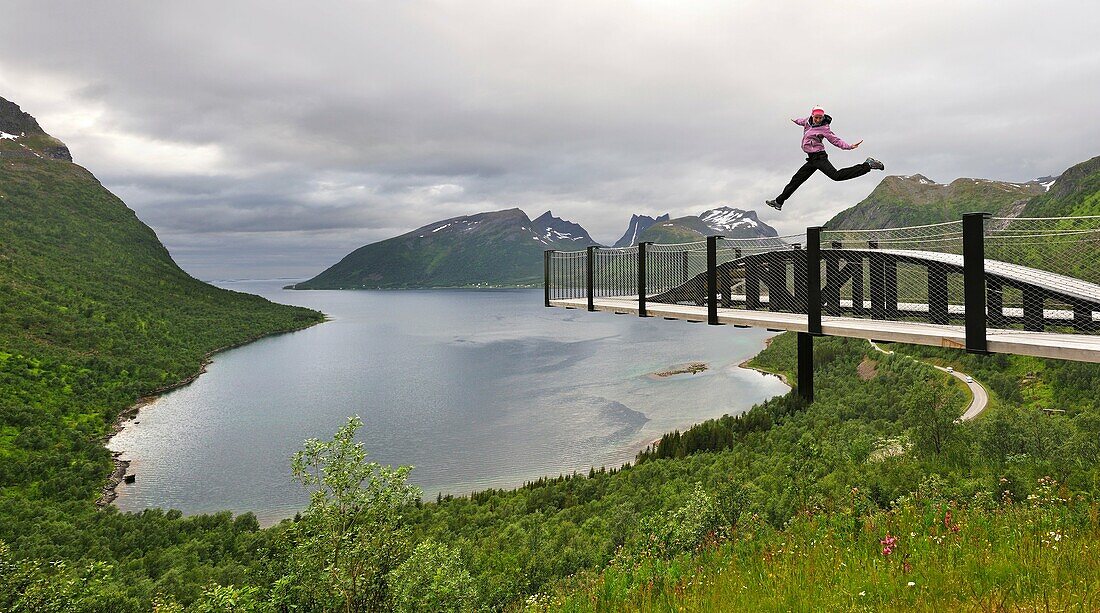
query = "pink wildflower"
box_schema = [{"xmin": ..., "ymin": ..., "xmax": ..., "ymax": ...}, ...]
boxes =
[{"xmin": 880, "ymin": 534, "xmax": 897, "ymax": 556}]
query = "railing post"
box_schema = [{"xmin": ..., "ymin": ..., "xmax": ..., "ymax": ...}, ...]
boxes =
[
  {"xmin": 806, "ymin": 227, "xmax": 822, "ymax": 334},
  {"xmin": 798, "ymin": 332, "xmax": 814, "ymax": 403},
  {"xmin": 707, "ymin": 235, "xmax": 722, "ymax": 325},
  {"xmin": 637, "ymin": 242, "xmax": 650, "ymax": 317},
  {"xmin": 963, "ymin": 212, "xmax": 991, "ymax": 353},
  {"xmin": 586, "ymin": 245, "xmax": 598, "ymax": 312},
  {"xmin": 544, "ymin": 250, "xmax": 553, "ymax": 307}
]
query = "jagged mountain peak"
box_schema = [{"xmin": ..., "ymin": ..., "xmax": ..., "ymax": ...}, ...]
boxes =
[
  {"xmin": 612, "ymin": 212, "xmax": 671, "ymax": 247},
  {"xmin": 0, "ymin": 96, "xmax": 73, "ymax": 162},
  {"xmin": 0, "ymin": 95, "xmax": 73, "ymax": 162},
  {"xmin": 531, "ymin": 210, "xmax": 595, "ymax": 246},
  {"xmin": 0, "ymin": 96, "xmax": 47, "ymax": 136}
]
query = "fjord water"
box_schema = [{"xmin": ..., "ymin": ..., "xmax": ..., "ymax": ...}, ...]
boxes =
[{"xmin": 109, "ymin": 283, "xmax": 787, "ymax": 524}]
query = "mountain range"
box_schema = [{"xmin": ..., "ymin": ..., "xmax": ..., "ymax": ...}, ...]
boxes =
[
  {"xmin": 824, "ymin": 173, "xmax": 1058, "ymax": 229},
  {"xmin": 295, "ymin": 154, "xmax": 1100, "ymax": 289},
  {"xmin": 292, "ymin": 206, "xmax": 779, "ymax": 289}
]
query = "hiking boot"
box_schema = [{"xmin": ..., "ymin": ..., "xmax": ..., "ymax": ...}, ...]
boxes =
[
  {"xmin": 865, "ymin": 157, "xmax": 885, "ymax": 171},
  {"xmin": 766, "ymin": 199, "xmax": 783, "ymax": 211}
]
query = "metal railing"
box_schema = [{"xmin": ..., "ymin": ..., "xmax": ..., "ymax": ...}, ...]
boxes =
[{"xmin": 545, "ymin": 213, "xmax": 1100, "ymax": 349}]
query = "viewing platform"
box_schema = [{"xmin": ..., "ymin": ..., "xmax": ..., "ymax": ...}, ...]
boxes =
[{"xmin": 545, "ymin": 214, "xmax": 1100, "ymax": 401}]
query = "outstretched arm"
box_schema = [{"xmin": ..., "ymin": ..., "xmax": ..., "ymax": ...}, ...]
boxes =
[
  {"xmin": 792, "ymin": 117, "xmax": 807, "ymax": 126},
  {"xmin": 823, "ymin": 127, "xmax": 860, "ymax": 150}
]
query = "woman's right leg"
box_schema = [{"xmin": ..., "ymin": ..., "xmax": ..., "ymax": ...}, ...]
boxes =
[
  {"xmin": 775, "ymin": 161, "xmax": 818, "ymax": 204},
  {"xmin": 814, "ymin": 156, "xmax": 871, "ymax": 181}
]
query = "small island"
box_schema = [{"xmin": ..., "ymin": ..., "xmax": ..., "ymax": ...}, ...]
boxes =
[{"xmin": 651, "ymin": 362, "xmax": 708, "ymax": 378}]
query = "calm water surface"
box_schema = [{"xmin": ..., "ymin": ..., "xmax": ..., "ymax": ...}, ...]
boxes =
[{"xmin": 109, "ymin": 283, "xmax": 787, "ymax": 524}]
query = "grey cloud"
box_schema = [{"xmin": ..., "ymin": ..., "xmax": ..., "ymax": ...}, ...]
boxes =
[{"xmin": 2, "ymin": 1, "xmax": 1099, "ymax": 276}]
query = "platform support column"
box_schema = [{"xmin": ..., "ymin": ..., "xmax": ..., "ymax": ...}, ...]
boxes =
[
  {"xmin": 798, "ymin": 332, "xmax": 814, "ymax": 403},
  {"xmin": 745, "ymin": 259, "xmax": 762, "ymax": 310},
  {"xmin": 884, "ymin": 257, "xmax": 899, "ymax": 319},
  {"xmin": 806, "ymin": 227, "xmax": 822, "ymax": 334},
  {"xmin": 637, "ymin": 242, "xmax": 650, "ymax": 317},
  {"xmin": 928, "ymin": 266, "xmax": 948, "ymax": 324},
  {"xmin": 707, "ymin": 235, "xmax": 723, "ymax": 325},
  {"xmin": 987, "ymin": 278, "xmax": 1004, "ymax": 328},
  {"xmin": 963, "ymin": 212, "xmax": 990, "ymax": 353},
  {"xmin": 868, "ymin": 240, "xmax": 886, "ymax": 320},
  {"xmin": 851, "ymin": 254, "xmax": 867, "ymax": 315},
  {"xmin": 1023, "ymin": 290, "xmax": 1044, "ymax": 331},
  {"xmin": 586, "ymin": 245, "xmax": 598, "ymax": 312}
]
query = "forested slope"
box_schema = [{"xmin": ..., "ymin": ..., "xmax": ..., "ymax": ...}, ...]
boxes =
[{"xmin": 0, "ymin": 98, "xmax": 323, "ymax": 607}]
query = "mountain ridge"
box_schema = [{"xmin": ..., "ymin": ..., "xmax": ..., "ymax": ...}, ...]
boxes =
[
  {"xmin": 825, "ymin": 172, "xmax": 1060, "ymax": 229},
  {"xmin": 291, "ymin": 207, "xmax": 600, "ymax": 289}
]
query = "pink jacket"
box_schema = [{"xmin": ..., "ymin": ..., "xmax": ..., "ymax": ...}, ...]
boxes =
[{"xmin": 794, "ymin": 115, "xmax": 855, "ymax": 154}]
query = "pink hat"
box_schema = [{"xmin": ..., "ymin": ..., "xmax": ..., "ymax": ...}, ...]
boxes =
[{"xmin": 811, "ymin": 106, "xmax": 825, "ymax": 116}]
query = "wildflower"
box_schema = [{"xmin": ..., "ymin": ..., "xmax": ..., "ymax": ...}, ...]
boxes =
[{"xmin": 879, "ymin": 533, "xmax": 898, "ymax": 557}]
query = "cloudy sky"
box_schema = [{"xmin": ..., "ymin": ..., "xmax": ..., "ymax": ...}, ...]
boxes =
[{"xmin": 3, "ymin": 1, "xmax": 1099, "ymax": 279}]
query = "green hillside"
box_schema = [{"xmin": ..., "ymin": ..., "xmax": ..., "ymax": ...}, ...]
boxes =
[
  {"xmin": 1021, "ymin": 155, "xmax": 1100, "ymax": 218},
  {"xmin": 636, "ymin": 215, "xmax": 714, "ymax": 244},
  {"xmin": 826, "ymin": 174, "xmax": 1046, "ymax": 229},
  {"xmin": 0, "ymin": 98, "xmax": 322, "ymax": 606},
  {"xmin": 293, "ymin": 208, "xmax": 595, "ymax": 289}
]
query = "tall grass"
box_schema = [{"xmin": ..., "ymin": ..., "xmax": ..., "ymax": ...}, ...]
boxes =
[{"xmin": 530, "ymin": 479, "xmax": 1100, "ymax": 611}]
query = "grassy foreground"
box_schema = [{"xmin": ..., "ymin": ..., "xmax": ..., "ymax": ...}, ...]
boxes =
[{"xmin": 531, "ymin": 489, "xmax": 1099, "ymax": 611}]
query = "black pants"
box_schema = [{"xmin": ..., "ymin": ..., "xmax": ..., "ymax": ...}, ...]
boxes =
[{"xmin": 776, "ymin": 151, "xmax": 870, "ymax": 204}]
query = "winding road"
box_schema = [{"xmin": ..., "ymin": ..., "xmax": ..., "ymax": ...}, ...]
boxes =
[{"xmin": 867, "ymin": 341, "xmax": 988, "ymax": 422}]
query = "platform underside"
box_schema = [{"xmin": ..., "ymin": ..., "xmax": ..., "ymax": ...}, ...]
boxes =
[{"xmin": 549, "ymin": 296, "xmax": 1100, "ymax": 363}]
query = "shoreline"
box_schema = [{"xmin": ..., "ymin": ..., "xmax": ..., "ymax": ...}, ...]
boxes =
[
  {"xmin": 100, "ymin": 325, "xmax": 784, "ymax": 514},
  {"xmin": 96, "ymin": 317, "xmax": 327, "ymax": 508},
  {"xmin": 737, "ymin": 335, "xmax": 791, "ymax": 387},
  {"xmin": 640, "ymin": 334, "xmax": 790, "ymax": 455}
]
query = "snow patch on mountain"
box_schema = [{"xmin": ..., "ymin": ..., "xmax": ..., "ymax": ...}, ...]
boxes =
[{"xmin": 698, "ymin": 207, "xmax": 778, "ymax": 237}]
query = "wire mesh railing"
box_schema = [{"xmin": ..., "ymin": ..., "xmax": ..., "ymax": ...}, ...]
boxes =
[
  {"xmin": 644, "ymin": 240, "xmax": 709, "ymax": 305},
  {"xmin": 545, "ymin": 213, "xmax": 1100, "ymax": 346},
  {"xmin": 593, "ymin": 246, "xmax": 639, "ymax": 299},
  {"xmin": 985, "ymin": 216, "xmax": 1100, "ymax": 335},
  {"xmin": 820, "ymin": 221, "xmax": 965, "ymax": 325},
  {"xmin": 546, "ymin": 249, "xmax": 587, "ymax": 301},
  {"xmin": 715, "ymin": 234, "xmax": 806, "ymax": 313}
]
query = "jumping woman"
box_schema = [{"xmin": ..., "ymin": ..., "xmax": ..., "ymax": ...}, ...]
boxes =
[{"xmin": 766, "ymin": 106, "xmax": 884, "ymax": 211}]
